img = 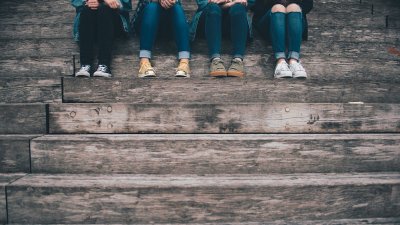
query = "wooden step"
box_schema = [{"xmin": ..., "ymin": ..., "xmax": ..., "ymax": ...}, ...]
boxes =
[
  {"xmin": 0, "ymin": 173, "xmax": 26, "ymax": 224},
  {"xmin": 31, "ymin": 134, "xmax": 400, "ymax": 174},
  {"xmin": 0, "ymin": 104, "xmax": 47, "ymax": 134},
  {"xmin": 0, "ymin": 77, "xmax": 61, "ymax": 103},
  {"xmin": 49, "ymin": 103, "xmax": 400, "ymax": 134},
  {"xmin": 0, "ymin": 135, "xmax": 38, "ymax": 173},
  {"xmin": 6, "ymin": 173, "xmax": 400, "ymax": 223},
  {"xmin": 62, "ymin": 78, "xmax": 400, "ymax": 104}
]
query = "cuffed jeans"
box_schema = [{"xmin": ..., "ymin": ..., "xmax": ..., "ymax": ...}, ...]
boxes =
[
  {"xmin": 198, "ymin": 3, "xmax": 248, "ymax": 59},
  {"xmin": 138, "ymin": 2, "xmax": 190, "ymax": 59},
  {"xmin": 256, "ymin": 9, "xmax": 303, "ymax": 60}
]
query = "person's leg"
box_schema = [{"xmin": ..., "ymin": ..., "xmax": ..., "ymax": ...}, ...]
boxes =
[
  {"xmin": 169, "ymin": 4, "xmax": 191, "ymax": 77},
  {"xmin": 228, "ymin": 3, "xmax": 247, "ymax": 59},
  {"xmin": 138, "ymin": 2, "xmax": 162, "ymax": 77},
  {"xmin": 270, "ymin": 4, "xmax": 292, "ymax": 78},
  {"xmin": 97, "ymin": 5, "xmax": 116, "ymax": 68},
  {"xmin": 286, "ymin": 3, "xmax": 303, "ymax": 63},
  {"xmin": 205, "ymin": 3, "xmax": 223, "ymax": 59},
  {"xmin": 227, "ymin": 3, "xmax": 248, "ymax": 77},
  {"xmin": 78, "ymin": 6, "xmax": 97, "ymax": 70},
  {"xmin": 286, "ymin": 3, "xmax": 307, "ymax": 78},
  {"xmin": 270, "ymin": 4, "xmax": 287, "ymax": 61}
]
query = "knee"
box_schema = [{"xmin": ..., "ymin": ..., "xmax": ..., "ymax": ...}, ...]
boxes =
[
  {"xmin": 271, "ymin": 4, "xmax": 286, "ymax": 13},
  {"xmin": 145, "ymin": 2, "xmax": 161, "ymax": 12},
  {"xmin": 286, "ymin": 3, "xmax": 302, "ymax": 13},
  {"xmin": 229, "ymin": 3, "xmax": 246, "ymax": 16},
  {"xmin": 206, "ymin": 3, "xmax": 222, "ymax": 15}
]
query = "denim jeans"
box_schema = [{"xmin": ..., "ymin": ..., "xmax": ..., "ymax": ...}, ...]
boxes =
[
  {"xmin": 198, "ymin": 3, "xmax": 248, "ymax": 59},
  {"xmin": 256, "ymin": 9, "xmax": 303, "ymax": 60},
  {"xmin": 79, "ymin": 5, "xmax": 123, "ymax": 67},
  {"xmin": 137, "ymin": 2, "xmax": 190, "ymax": 59}
]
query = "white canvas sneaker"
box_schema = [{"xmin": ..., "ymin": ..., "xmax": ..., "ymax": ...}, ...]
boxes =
[
  {"xmin": 274, "ymin": 61, "xmax": 293, "ymax": 78},
  {"xmin": 289, "ymin": 61, "xmax": 307, "ymax": 79}
]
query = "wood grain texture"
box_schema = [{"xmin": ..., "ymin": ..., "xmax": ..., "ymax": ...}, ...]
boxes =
[
  {"xmin": 0, "ymin": 173, "xmax": 26, "ymax": 224},
  {"xmin": 0, "ymin": 78, "xmax": 61, "ymax": 103},
  {"xmin": 62, "ymin": 78, "xmax": 400, "ymax": 104},
  {"xmin": 0, "ymin": 104, "xmax": 47, "ymax": 134},
  {"xmin": 0, "ymin": 135, "xmax": 38, "ymax": 173},
  {"xmin": 7, "ymin": 173, "xmax": 400, "ymax": 223},
  {"xmin": 49, "ymin": 103, "xmax": 400, "ymax": 134},
  {"xmin": 31, "ymin": 134, "xmax": 400, "ymax": 174}
]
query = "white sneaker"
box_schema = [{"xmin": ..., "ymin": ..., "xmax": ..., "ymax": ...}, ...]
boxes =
[
  {"xmin": 274, "ymin": 61, "xmax": 293, "ymax": 78},
  {"xmin": 289, "ymin": 61, "xmax": 307, "ymax": 78},
  {"xmin": 93, "ymin": 65, "xmax": 112, "ymax": 78},
  {"xmin": 75, "ymin": 65, "xmax": 91, "ymax": 77}
]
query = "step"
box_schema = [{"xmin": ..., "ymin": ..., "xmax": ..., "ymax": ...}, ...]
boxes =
[
  {"xmin": 48, "ymin": 103, "xmax": 400, "ymax": 134},
  {"xmin": 1, "ymin": 37, "xmax": 398, "ymax": 61},
  {"xmin": 0, "ymin": 104, "xmax": 47, "ymax": 134},
  {"xmin": 31, "ymin": 134, "xmax": 400, "ymax": 174},
  {"xmin": 0, "ymin": 135, "xmax": 39, "ymax": 173},
  {"xmin": 62, "ymin": 78, "xmax": 400, "ymax": 104},
  {"xmin": 0, "ymin": 77, "xmax": 61, "ymax": 103},
  {"xmin": 6, "ymin": 173, "xmax": 400, "ymax": 223},
  {"xmin": 0, "ymin": 173, "xmax": 26, "ymax": 224}
]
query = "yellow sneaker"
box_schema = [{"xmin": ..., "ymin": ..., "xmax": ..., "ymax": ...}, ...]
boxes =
[
  {"xmin": 175, "ymin": 60, "xmax": 190, "ymax": 78},
  {"xmin": 138, "ymin": 60, "xmax": 156, "ymax": 78}
]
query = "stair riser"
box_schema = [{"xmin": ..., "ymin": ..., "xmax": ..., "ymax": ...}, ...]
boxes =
[
  {"xmin": 31, "ymin": 135, "xmax": 400, "ymax": 174},
  {"xmin": 7, "ymin": 184, "xmax": 400, "ymax": 223},
  {"xmin": 49, "ymin": 103, "xmax": 400, "ymax": 134},
  {"xmin": 0, "ymin": 136, "xmax": 35, "ymax": 173},
  {"xmin": 0, "ymin": 104, "xmax": 46, "ymax": 134}
]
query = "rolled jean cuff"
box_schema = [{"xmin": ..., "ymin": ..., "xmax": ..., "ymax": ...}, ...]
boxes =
[
  {"xmin": 211, "ymin": 53, "xmax": 221, "ymax": 60},
  {"xmin": 178, "ymin": 51, "xmax": 190, "ymax": 59},
  {"xmin": 139, "ymin": 50, "xmax": 152, "ymax": 59},
  {"xmin": 233, "ymin": 54, "xmax": 244, "ymax": 59},
  {"xmin": 288, "ymin": 51, "xmax": 300, "ymax": 60},
  {"xmin": 275, "ymin": 52, "xmax": 286, "ymax": 60}
]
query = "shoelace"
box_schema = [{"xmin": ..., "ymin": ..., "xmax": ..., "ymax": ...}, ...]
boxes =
[
  {"xmin": 97, "ymin": 65, "xmax": 108, "ymax": 72},
  {"xmin": 140, "ymin": 62, "xmax": 154, "ymax": 73},
  {"xmin": 278, "ymin": 62, "xmax": 290, "ymax": 71},
  {"xmin": 290, "ymin": 62, "xmax": 304, "ymax": 71},
  {"xmin": 212, "ymin": 59, "xmax": 225, "ymax": 69},
  {"xmin": 177, "ymin": 61, "xmax": 189, "ymax": 72},
  {"xmin": 80, "ymin": 65, "xmax": 90, "ymax": 71}
]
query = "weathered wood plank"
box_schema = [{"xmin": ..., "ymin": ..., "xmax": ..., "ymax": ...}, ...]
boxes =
[
  {"xmin": 0, "ymin": 173, "xmax": 25, "ymax": 224},
  {"xmin": 2, "ymin": 53, "xmax": 398, "ymax": 79},
  {"xmin": 0, "ymin": 78, "xmax": 61, "ymax": 103},
  {"xmin": 0, "ymin": 135, "xmax": 38, "ymax": 173},
  {"xmin": 0, "ymin": 38, "xmax": 398, "ymax": 61},
  {"xmin": 49, "ymin": 103, "xmax": 400, "ymax": 134},
  {"xmin": 31, "ymin": 134, "xmax": 400, "ymax": 174},
  {"xmin": 0, "ymin": 104, "xmax": 47, "ymax": 134},
  {"xmin": 7, "ymin": 173, "xmax": 400, "ymax": 223},
  {"xmin": 62, "ymin": 78, "xmax": 400, "ymax": 104}
]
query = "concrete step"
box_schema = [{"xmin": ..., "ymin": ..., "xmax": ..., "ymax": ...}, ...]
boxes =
[
  {"xmin": 62, "ymin": 78, "xmax": 400, "ymax": 104},
  {"xmin": 0, "ymin": 104, "xmax": 47, "ymax": 134},
  {"xmin": 0, "ymin": 77, "xmax": 61, "ymax": 104},
  {"xmin": 48, "ymin": 103, "xmax": 400, "ymax": 134},
  {"xmin": 0, "ymin": 135, "xmax": 39, "ymax": 173},
  {"xmin": 31, "ymin": 133, "xmax": 400, "ymax": 174},
  {"xmin": 6, "ymin": 173, "xmax": 400, "ymax": 223},
  {"xmin": 0, "ymin": 173, "xmax": 26, "ymax": 224}
]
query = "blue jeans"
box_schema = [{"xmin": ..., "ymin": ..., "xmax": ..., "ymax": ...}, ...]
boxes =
[
  {"xmin": 138, "ymin": 2, "xmax": 190, "ymax": 59},
  {"xmin": 256, "ymin": 9, "xmax": 303, "ymax": 60},
  {"xmin": 198, "ymin": 3, "xmax": 248, "ymax": 59}
]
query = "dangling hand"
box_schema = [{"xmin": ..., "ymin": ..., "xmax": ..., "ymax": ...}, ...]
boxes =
[
  {"xmin": 86, "ymin": 0, "xmax": 100, "ymax": 9},
  {"xmin": 104, "ymin": 0, "xmax": 121, "ymax": 9},
  {"xmin": 160, "ymin": 0, "xmax": 176, "ymax": 9},
  {"xmin": 221, "ymin": 0, "xmax": 247, "ymax": 8}
]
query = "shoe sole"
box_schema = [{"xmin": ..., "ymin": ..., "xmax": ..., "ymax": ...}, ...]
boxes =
[
  {"xmin": 227, "ymin": 70, "xmax": 245, "ymax": 78},
  {"xmin": 93, "ymin": 74, "xmax": 112, "ymax": 78},
  {"xmin": 75, "ymin": 74, "xmax": 90, "ymax": 78},
  {"xmin": 293, "ymin": 73, "xmax": 308, "ymax": 79},
  {"xmin": 175, "ymin": 71, "xmax": 190, "ymax": 78},
  {"xmin": 210, "ymin": 71, "xmax": 227, "ymax": 77}
]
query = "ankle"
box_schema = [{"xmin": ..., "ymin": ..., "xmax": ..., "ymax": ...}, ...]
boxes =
[
  {"xmin": 289, "ymin": 58, "xmax": 299, "ymax": 64},
  {"xmin": 277, "ymin": 58, "xmax": 287, "ymax": 64},
  {"xmin": 140, "ymin": 58, "xmax": 150, "ymax": 65}
]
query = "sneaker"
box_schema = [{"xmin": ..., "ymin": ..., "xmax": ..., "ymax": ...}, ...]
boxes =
[
  {"xmin": 75, "ymin": 65, "xmax": 91, "ymax": 77},
  {"xmin": 289, "ymin": 61, "xmax": 307, "ymax": 78},
  {"xmin": 93, "ymin": 65, "xmax": 112, "ymax": 78},
  {"xmin": 209, "ymin": 58, "xmax": 227, "ymax": 77},
  {"xmin": 227, "ymin": 58, "xmax": 245, "ymax": 78},
  {"xmin": 138, "ymin": 60, "xmax": 156, "ymax": 78},
  {"xmin": 274, "ymin": 61, "xmax": 292, "ymax": 79},
  {"xmin": 175, "ymin": 60, "xmax": 190, "ymax": 78}
]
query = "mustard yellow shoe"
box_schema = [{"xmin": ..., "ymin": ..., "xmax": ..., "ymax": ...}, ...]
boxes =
[
  {"xmin": 175, "ymin": 60, "xmax": 190, "ymax": 78},
  {"xmin": 138, "ymin": 60, "xmax": 156, "ymax": 78}
]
